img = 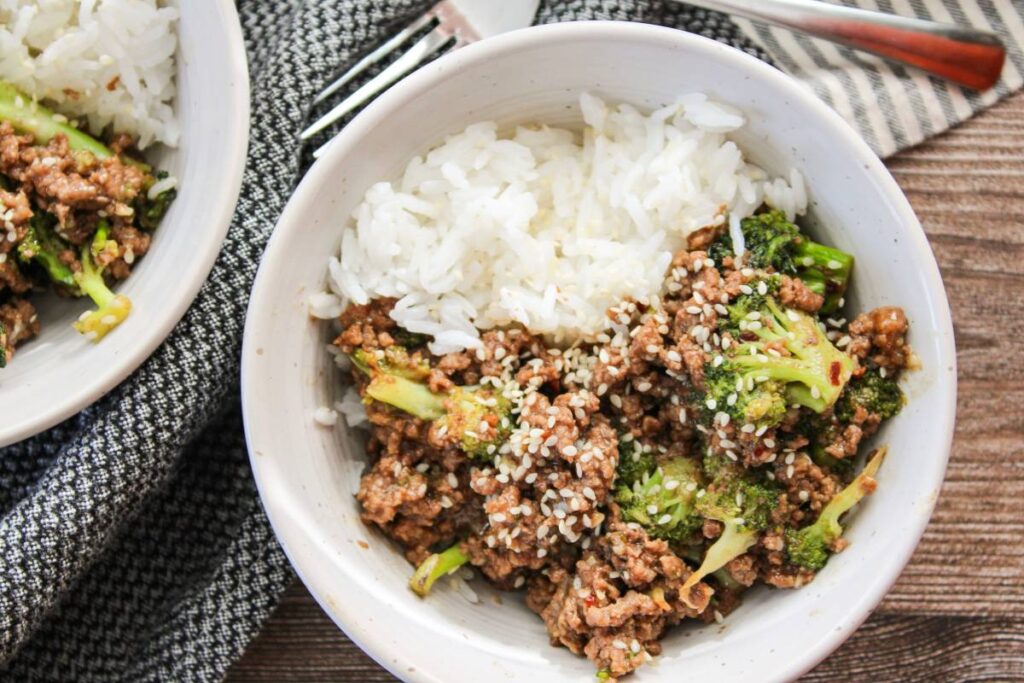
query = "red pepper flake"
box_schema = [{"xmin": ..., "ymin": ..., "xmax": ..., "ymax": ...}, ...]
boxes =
[
  {"xmin": 829, "ymin": 361, "xmax": 842, "ymax": 386},
  {"xmin": 584, "ymin": 594, "xmax": 598, "ymax": 608},
  {"xmin": 740, "ymin": 332, "xmax": 758, "ymax": 342}
]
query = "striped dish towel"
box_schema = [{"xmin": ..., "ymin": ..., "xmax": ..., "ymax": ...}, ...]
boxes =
[{"xmin": 730, "ymin": 0, "xmax": 1024, "ymax": 156}]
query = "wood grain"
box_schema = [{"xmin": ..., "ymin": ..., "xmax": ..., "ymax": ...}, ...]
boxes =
[{"xmin": 228, "ymin": 90, "xmax": 1024, "ymax": 682}]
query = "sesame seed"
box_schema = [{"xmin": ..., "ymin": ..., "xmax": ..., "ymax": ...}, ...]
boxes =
[
  {"xmin": 706, "ymin": 398, "xmax": 717, "ymax": 410},
  {"xmin": 613, "ymin": 640, "xmax": 627, "ymax": 650},
  {"xmin": 799, "ymin": 490, "xmax": 810, "ymax": 502}
]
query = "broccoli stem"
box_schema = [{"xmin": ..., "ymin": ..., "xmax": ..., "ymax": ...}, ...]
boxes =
[
  {"xmin": 0, "ymin": 81, "xmax": 112, "ymax": 160},
  {"xmin": 680, "ymin": 521, "xmax": 757, "ymax": 599},
  {"xmin": 351, "ymin": 353, "xmax": 446, "ymax": 420},
  {"xmin": 786, "ymin": 447, "xmax": 886, "ymax": 570},
  {"xmin": 816, "ymin": 446, "xmax": 885, "ymax": 532},
  {"xmin": 409, "ymin": 543, "xmax": 470, "ymax": 597},
  {"xmin": 71, "ymin": 222, "xmax": 131, "ymax": 340}
]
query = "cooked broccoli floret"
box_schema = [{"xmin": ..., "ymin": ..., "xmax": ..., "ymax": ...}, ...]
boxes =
[
  {"xmin": 409, "ymin": 543, "xmax": 470, "ymax": 597},
  {"xmin": 714, "ymin": 292, "xmax": 855, "ymax": 415},
  {"xmin": 711, "ymin": 209, "xmax": 854, "ymax": 313},
  {"xmin": 786, "ymin": 447, "xmax": 886, "ymax": 570},
  {"xmin": 18, "ymin": 216, "xmax": 130, "ymax": 341},
  {"xmin": 0, "ymin": 81, "xmax": 114, "ymax": 161},
  {"xmin": 615, "ymin": 457, "xmax": 704, "ymax": 543},
  {"xmin": 351, "ymin": 346, "xmax": 510, "ymax": 459},
  {"xmin": 703, "ymin": 361, "xmax": 788, "ymax": 429},
  {"xmin": 16, "ymin": 214, "xmax": 76, "ymax": 287},
  {"xmin": 71, "ymin": 221, "xmax": 132, "ymax": 340},
  {"xmin": 681, "ymin": 476, "xmax": 780, "ymax": 597},
  {"xmin": 835, "ymin": 367, "xmax": 904, "ymax": 422},
  {"xmin": 614, "ymin": 435, "xmax": 656, "ymax": 489}
]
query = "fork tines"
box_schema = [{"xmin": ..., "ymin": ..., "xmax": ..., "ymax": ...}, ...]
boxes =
[{"xmin": 301, "ymin": 0, "xmax": 480, "ymax": 153}]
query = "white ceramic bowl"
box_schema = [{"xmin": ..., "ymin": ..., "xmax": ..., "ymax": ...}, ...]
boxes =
[
  {"xmin": 0, "ymin": 0, "xmax": 249, "ymax": 447},
  {"xmin": 242, "ymin": 22, "xmax": 956, "ymax": 683}
]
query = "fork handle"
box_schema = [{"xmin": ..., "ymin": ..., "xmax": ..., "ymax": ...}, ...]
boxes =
[{"xmin": 677, "ymin": 0, "xmax": 1006, "ymax": 90}]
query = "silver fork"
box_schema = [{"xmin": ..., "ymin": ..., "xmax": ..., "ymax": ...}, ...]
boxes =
[
  {"xmin": 303, "ymin": 0, "xmax": 1005, "ymax": 158},
  {"xmin": 300, "ymin": 0, "xmax": 538, "ymax": 157}
]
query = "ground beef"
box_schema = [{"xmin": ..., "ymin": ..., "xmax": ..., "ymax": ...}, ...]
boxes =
[
  {"xmin": 847, "ymin": 306, "xmax": 911, "ymax": 371},
  {"xmin": 0, "ymin": 123, "xmax": 146, "ymax": 238},
  {"xmin": 0, "ymin": 189, "xmax": 32, "ymax": 243},
  {"xmin": 823, "ymin": 423, "xmax": 864, "ymax": 459},
  {"xmin": 774, "ymin": 453, "xmax": 839, "ymax": 521},
  {"xmin": 334, "ymin": 298, "xmax": 400, "ymax": 352},
  {"xmin": 0, "ymin": 297, "xmax": 39, "ymax": 362},
  {"xmin": 528, "ymin": 518, "xmax": 712, "ymax": 679},
  {"xmin": 105, "ymin": 225, "xmax": 151, "ymax": 280},
  {"xmin": 0, "ymin": 259, "xmax": 32, "ymax": 295},
  {"xmin": 778, "ymin": 274, "xmax": 824, "ymax": 312}
]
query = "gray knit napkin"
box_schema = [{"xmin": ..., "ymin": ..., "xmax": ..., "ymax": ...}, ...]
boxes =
[{"xmin": 0, "ymin": 1, "xmax": 1019, "ymax": 682}]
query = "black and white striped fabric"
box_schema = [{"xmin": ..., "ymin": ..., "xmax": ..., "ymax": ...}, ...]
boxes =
[
  {"xmin": 732, "ymin": 0, "xmax": 1024, "ymax": 156},
  {"xmin": 0, "ymin": 1, "xmax": 1018, "ymax": 682}
]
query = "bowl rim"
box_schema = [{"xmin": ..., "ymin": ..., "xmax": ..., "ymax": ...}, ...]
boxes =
[
  {"xmin": 0, "ymin": 0, "xmax": 251, "ymax": 447},
  {"xmin": 243, "ymin": 19, "xmax": 956, "ymax": 683}
]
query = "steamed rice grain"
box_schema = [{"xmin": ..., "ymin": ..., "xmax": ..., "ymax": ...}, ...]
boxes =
[
  {"xmin": 0, "ymin": 0, "xmax": 179, "ymax": 149},
  {"xmin": 315, "ymin": 93, "xmax": 807, "ymax": 354}
]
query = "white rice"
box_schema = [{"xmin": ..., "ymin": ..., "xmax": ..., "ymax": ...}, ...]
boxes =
[
  {"xmin": 0, "ymin": 0, "xmax": 179, "ymax": 149},
  {"xmin": 314, "ymin": 93, "xmax": 806, "ymax": 354}
]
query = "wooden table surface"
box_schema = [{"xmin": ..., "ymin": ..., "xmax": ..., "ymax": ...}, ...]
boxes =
[{"xmin": 228, "ymin": 91, "xmax": 1024, "ymax": 682}]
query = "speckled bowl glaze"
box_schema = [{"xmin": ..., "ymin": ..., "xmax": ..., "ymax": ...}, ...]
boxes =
[
  {"xmin": 242, "ymin": 21, "xmax": 956, "ymax": 683},
  {"xmin": 0, "ymin": 0, "xmax": 249, "ymax": 447}
]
